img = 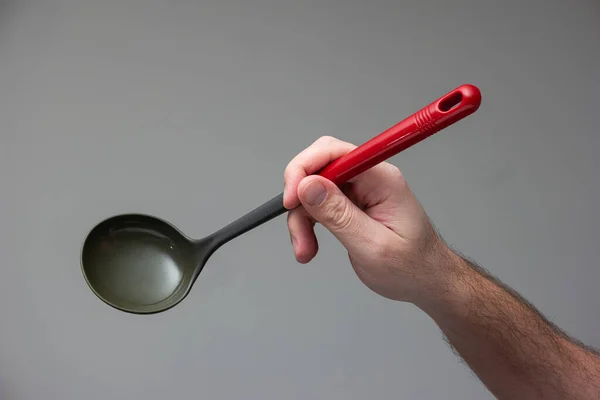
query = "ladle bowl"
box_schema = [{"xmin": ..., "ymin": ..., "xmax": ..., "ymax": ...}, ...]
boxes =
[{"xmin": 81, "ymin": 84, "xmax": 482, "ymax": 314}]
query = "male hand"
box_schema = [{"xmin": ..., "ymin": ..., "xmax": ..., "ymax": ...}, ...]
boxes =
[
  {"xmin": 284, "ymin": 136, "xmax": 600, "ymax": 400},
  {"xmin": 283, "ymin": 136, "xmax": 451, "ymax": 304}
]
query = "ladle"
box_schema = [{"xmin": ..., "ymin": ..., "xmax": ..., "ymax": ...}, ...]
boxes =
[{"xmin": 81, "ymin": 84, "xmax": 481, "ymax": 314}]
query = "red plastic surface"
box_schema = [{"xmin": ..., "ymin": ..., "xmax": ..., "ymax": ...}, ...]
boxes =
[{"xmin": 318, "ymin": 84, "xmax": 482, "ymax": 185}]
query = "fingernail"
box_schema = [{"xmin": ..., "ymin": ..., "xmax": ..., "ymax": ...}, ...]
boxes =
[
  {"xmin": 290, "ymin": 235, "xmax": 297, "ymax": 248},
  {"xmin": 303, "ymin": 181, "xmax": 327, "ymax": 206},
  {"xmin": 283, "ymin": 181, "xmax": 291, "ymax": 209}
]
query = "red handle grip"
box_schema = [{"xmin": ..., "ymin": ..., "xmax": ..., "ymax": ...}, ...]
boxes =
[{"xmin": 318, "ymin": 84, "xmax": 481, "ymax": 185}]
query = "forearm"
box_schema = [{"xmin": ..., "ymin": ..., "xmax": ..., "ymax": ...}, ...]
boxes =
[{"xmin": 415, "ymin": 247, "xmax": 600, "ymax": 399}]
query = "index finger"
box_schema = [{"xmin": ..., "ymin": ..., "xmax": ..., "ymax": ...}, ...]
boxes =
[{"xmin": 283, "ymin": 136, "xmax": 356, "ymax": 209}]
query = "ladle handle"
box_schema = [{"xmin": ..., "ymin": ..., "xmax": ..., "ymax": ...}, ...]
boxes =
[
  {"xmin": 209, "ymin": 84, "xmax": 481, "ymax": 248},
  {"xmin": 317, "ymin": 84, "xmax": 481, "ymax": 184}
]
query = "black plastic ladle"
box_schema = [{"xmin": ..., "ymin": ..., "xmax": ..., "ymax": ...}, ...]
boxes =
[{"xmin": 81, "ymin": 84, "xmax": 481, "ymax": 314}]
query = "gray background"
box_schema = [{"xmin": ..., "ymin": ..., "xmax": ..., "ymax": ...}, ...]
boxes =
[{"xmin": 1, "ymin": 0, "xmax": 599, "ymax": 399}]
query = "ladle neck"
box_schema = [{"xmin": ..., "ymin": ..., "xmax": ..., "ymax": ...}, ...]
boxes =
[{"xmin": 207, "ymin": 193, "xmax": 287, "ymax": 249}]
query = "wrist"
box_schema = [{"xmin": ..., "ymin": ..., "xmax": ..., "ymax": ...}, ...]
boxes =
[{"xmin": 411, "ymin": 243, "xmax": 479, "ymax": 320}]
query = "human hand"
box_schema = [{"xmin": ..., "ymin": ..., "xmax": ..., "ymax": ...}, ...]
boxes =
[
  {"xmin": 285, "ymin": 137, "xmax": 600, "ymax": 400},
  {"xmin": 283, "ymin": 136, "xmax": 452, "ymax": 304}
]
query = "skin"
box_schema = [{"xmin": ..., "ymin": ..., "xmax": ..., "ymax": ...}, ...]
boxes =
[{"xmin": 283, "ymin": 136, "xmax": 600, "ymax": 400}]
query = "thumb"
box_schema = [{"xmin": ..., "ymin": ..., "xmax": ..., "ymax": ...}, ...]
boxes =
[{"xmin": 297, "ymin": 176, "xmax": 381, "ymax": 254}]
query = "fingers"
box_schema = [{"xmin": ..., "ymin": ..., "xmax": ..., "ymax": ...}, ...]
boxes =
[
  {"xmin": 284, "ymin": 135, "xmax": 412, "ymax": 264},
  {"xmin": 287, "ymin": 207, "xmax": 318, "ymax": 263},
  {"xmin": 346, "ymin": 162, "xmax": 408, "ymax": 209},
  {"xmin": 283, "ymin": 136, "xmax": 356, "ymax": 209},
  {"xmin": 297, "ymin": 175, "xmax": 388, "ymax": 257}
]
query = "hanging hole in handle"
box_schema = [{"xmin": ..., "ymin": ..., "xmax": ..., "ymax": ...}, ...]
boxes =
[{"xmin": 438, "ymin": 91, "xmax": 463, "ymax": 112}]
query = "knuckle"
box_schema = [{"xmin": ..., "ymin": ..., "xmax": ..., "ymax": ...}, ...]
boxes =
[
  {"xmin": 315, "ymin": 135, "xmax": 336, "ymax": 145},
  {"xmin": 324, "ymin": 197, "xmax": 355, "ymax": 232},
  {"xmin": 385, "ymin": 164, "xmax": 408, "ymax": 190},
  {"xmin": 385, "ymin": 163, "xmax": 404, "ymax": 180},
  {"xmin": 284, "ymin": 163, "xmax": 303, "ymax": 187},
  {"xmin": 283, "ymin": 165, "xmax": 294, "ymax": 184}
]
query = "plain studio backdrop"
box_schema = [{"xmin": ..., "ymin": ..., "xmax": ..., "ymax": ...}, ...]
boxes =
[{"xmin": 1, "ymin": 0, "xmax": 599, "ymax": 399}]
